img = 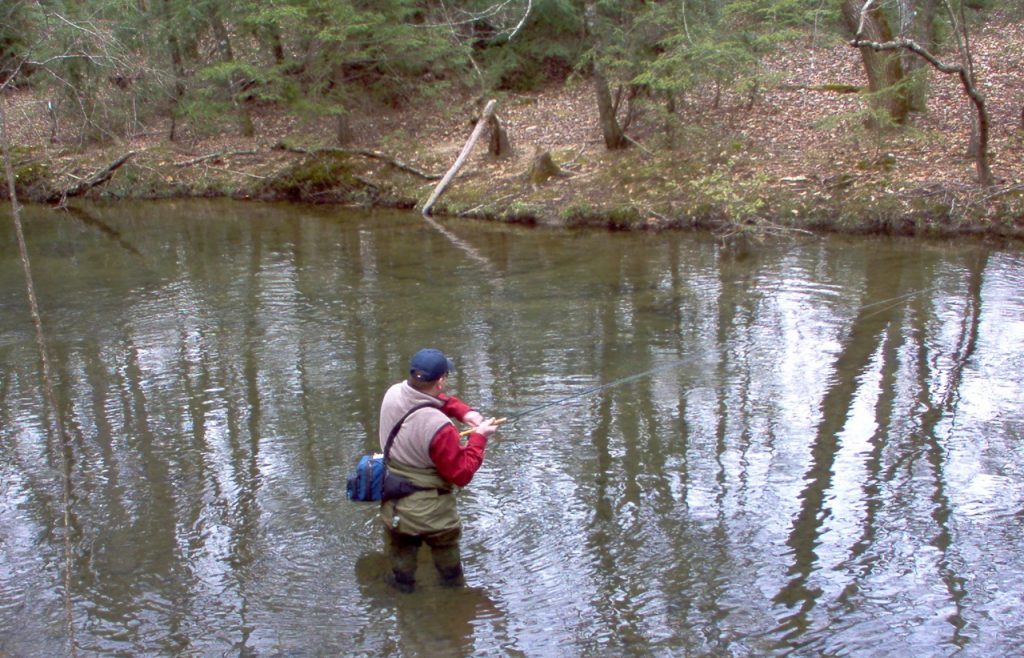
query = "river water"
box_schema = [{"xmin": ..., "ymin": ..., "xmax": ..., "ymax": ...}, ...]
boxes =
[{"xmin": 1, "ymin": 200, "xmax": 1022, "ymax": 657}]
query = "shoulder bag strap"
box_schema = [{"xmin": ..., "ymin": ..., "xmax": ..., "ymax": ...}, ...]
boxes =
[{"xmin": 383, "ymin": 403, "xmax": 437, "ymax": 461}]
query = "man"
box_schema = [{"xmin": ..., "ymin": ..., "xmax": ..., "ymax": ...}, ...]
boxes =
[{"xmin": 378, "ymin": 348, "xmax": 499, "ymax": 592}]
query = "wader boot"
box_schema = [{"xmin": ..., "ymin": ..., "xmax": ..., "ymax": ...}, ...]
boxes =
[
  {"xmin": 427, "ymin": 528, "xmax": 464, "ymax": 587},
  {"xmin": 384, "ymin": 526, "xmax": 464, "ymax": 591},
  {"xmin": 384, "ymin": 527, "xmax": 419, "ymax": 593}
]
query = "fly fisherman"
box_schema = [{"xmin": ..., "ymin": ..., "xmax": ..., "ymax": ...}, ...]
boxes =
[{"xmin": 378, "ymin": 348, "xmax": 499, "ymax": 592}]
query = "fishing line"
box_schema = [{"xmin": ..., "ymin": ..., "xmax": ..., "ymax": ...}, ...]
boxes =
[
  {"xmin": 501, "ymin": 357, "xmax": 693, "ymax": 424},
  {"xmin": 459, "ymin": 356, "xmax": 695, "ymax": 436},
  {"xmin": 466, "ymin": 286, "xmax": 940, "ymax": 434},
  {"xmin": 856, "ymin": 286, "xmax": 941, "ymax": 320},
  {"xmin": 858, "ymin": 286, "xmax": 940, "ymax": 310}
]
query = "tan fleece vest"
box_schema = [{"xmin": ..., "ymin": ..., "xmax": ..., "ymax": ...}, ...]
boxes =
[{"xmin": 378, "ymin": 381, "xmax": 452, "ymax": 468}]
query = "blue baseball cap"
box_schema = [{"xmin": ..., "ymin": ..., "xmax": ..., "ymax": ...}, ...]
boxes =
[{"xmin": 409, "ymin": 348, "xmax": 454, "ymax": 382}]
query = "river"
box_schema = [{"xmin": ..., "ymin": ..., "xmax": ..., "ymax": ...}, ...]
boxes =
[{"xmin": 1, "ymin": 200, "xmax": 1022, "ymax": 657}]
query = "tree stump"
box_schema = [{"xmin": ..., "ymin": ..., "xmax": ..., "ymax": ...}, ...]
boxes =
[
  {"xmin": 488, "ymin": 114, "xmax": 512, "ymax": 158},
  {"xmin": 526, "ymin": 150, "xmax": 562, "ymax": 185}
]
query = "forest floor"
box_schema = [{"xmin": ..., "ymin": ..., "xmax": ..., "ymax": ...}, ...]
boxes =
[{"xmin": 4, "ymin": 20, "xmax": 1024, "ymax": 240}]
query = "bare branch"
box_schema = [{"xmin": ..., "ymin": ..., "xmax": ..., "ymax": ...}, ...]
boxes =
[
  {"xmin": 506, "ymin": 0, "xmax": 532, "ymax": 41},
  {"xmin": 175, "ymin": 150, "xmax": 259, "ymax": 167},
  {"xmin": 50, "ymin": 11, "xmax": 106, "ymax": 41},
  {"xmin": 416, "ymin": 0, "xmax": 532, "ymax": 40},
  {"xmin": 848, "ymin": 29, "xmax": 993, "ymax": 185},
  {"xmin": 45, "ymin": 151, "xmax": 136, "ymax": 204},
  {"xmin": 856, "ymin": 0, "xmax": 876, "ymax": 38},
  {"xmin": 849, "ymin": 37, "xmax": 958, "ymax": 73},
  {"xmin": 275, "ymin": 144, "xmax": 443, "ymax": 180},
  {"xmin": 438, "ymin": 0, "xmax": 484, "ymax": 87}
]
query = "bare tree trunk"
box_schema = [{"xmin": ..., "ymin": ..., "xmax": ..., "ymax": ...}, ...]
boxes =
[
  {"xmin": 584, "ymin": 1, "xmax": 628, "ymax": 150},
  {"xmin": 267, "ymin": 25, "xmax": 286, "ymax": 67},
  {"xmin": 166, "ymin": 34, "xmax": 186, "ymax": 141},
  {"xmin": 921, "ymin": 0, "xmax": 941, "ymax": 51},
  {"xmin": 957, "ymin": 77, "xmax": 991, "ymax": 184},
  {"xmin": 593, "ymin": 68, "xmax": 627, "ymax": 149},
  {"xmin": 161, "ymin": 0, "xmax": 187, "ymax": 142},
  {"xmin": 897, "ymin": 0, "xmax": 929, "ymax": 112},
  {"xmin": 663, "ymin": 92, "xmax": 676, "ymax": 150},
  {"xmin": 842, "ymin": 0, "xmax": 911, "ymax": 125},
  {"xmin": 335, "ymin": 111, "xmax": 353, "ymax": 146},
  {"xmin": 329, "ymin": 57, "xmax": 353, "ymax": 146},
  {"xmin": 209, "ymin": 5, "xmax": 254, "ymax": 137}
]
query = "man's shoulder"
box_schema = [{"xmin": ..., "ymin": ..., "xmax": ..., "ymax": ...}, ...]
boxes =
[{"xmin": 381, "ymin": 380, "xmax": 412, "ymax": 404}]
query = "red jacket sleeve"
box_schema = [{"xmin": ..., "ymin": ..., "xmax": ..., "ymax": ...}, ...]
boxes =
[
  {"xmin": 429, "ymin": 424, "xmax": 487, "ymax": 487},
  {"xmin": 438, "ymin": 393, "xmax": 473, "ymax": 422}
]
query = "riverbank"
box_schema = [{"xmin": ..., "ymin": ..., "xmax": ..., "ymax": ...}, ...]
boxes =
[{"xmin": 4, "ymin": 23, "xmax": 1024, "ymax": 240}]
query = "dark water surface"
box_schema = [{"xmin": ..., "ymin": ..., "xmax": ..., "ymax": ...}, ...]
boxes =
[{"xmin": 1, "ymin": 200, "xmax": 1022, "ymax": 657}]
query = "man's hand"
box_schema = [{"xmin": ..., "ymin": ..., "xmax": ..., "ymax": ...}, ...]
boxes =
[
  {"xmin": 463, "ymin": 410, "xmax": 484, "ymax": 427},
  {"xmin": 473, "ymin": 417, "xmax": 501, "ymax": 438}
]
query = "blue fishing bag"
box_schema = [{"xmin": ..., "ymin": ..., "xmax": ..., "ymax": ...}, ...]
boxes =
[
  {"xmin": 347, "ymin": 454, "xmax": 386, "ymax": 501},
  {"xmin": 346, "ymin": 403, "xmax": 433, "ymax": 503}
]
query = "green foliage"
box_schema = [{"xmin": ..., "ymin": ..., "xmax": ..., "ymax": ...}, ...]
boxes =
[
  {"xmin": 263, "ymin": 152, "xmax": 359, "ymax": 200},
  {"xmin": 177, "ymin": 97, "xmax": 234, "ymax": 138},
  {"xmin": 11, "ymin": 157, "xmax": 51, "ymax": 200},
  {"xmin": 641, "ymin": 0, "xmax": 823, "ymax": 92},
  {"xmin": 501, "ymin": 200, "xmax": 542, "ymax": 223},
  {"xmin": 560, "ymin": 202, "xmax": 595, "ymax": 225},
  {"xmin": 559, "ymin": 202, "xmax": 644, "ymax": 230},
  {"xmin": 0, "ymin": 2, "xmax": 40, "ymax": 84},
  {"xmin": 723, "ymin": 0, "xmax": 823, "ymax": 33},
  {"xmin": 463, "ymin": 0, "xmax": 583, "ymax": 91},
  {"xmin": 687, "ymin": 163, "xmax": 771, "ymax": 222}
]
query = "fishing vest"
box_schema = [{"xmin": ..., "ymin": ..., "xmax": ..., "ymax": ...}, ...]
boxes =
[{"xmin": 378, "ymin": 381, "xmax": 452, "ymax": 469}]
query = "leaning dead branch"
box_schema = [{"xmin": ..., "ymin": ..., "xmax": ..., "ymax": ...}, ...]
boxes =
[
  {"xmin": 422, "ymin": 99, "xmax": 497, "ymax": 216},
  {"xmin": 46, "ymin": 151, "xmax": 135, "ymax": 204}
]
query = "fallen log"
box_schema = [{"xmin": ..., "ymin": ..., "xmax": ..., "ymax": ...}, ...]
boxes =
[
  {"xmin": 46, "ymin": 151, "xmax": 135, "ymax": 204},
  {"xmin": 275, "ymin": 143, "xmax": 441, "ymax": 180},
  {"xmin": 422, "ymin": 99, "xmax": 497, "ymax": 217},
  {"xmin": 175, "ymin": 150, "xmax": 258, "ymax": 167}
]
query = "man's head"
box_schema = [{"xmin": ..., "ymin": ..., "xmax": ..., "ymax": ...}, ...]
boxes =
[{"xmin": 408, "ymin": 348, "xmax": 454, "ymax": 388}]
